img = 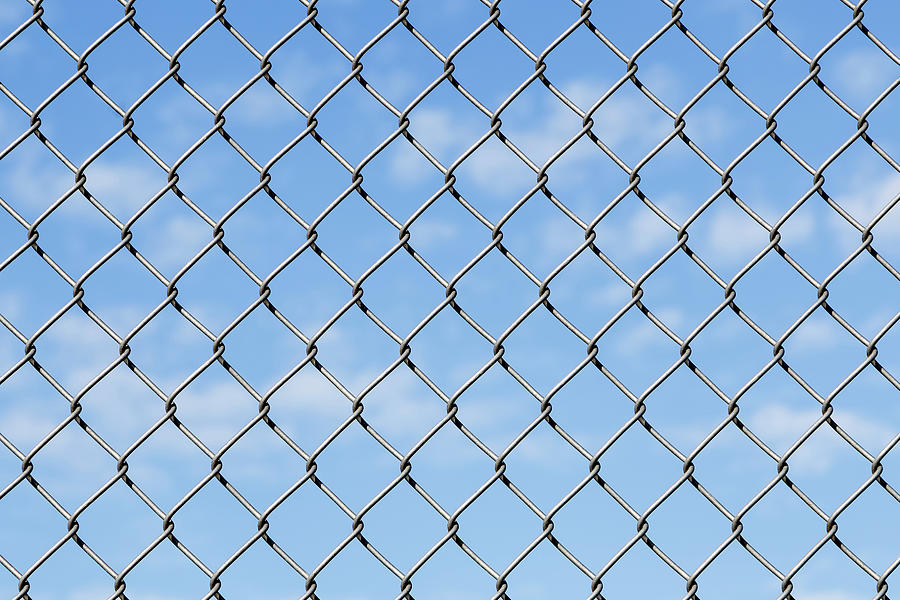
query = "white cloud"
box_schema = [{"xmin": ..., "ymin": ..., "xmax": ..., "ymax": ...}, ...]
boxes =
[
  {"xmin": 703, "ymin": 206, "xmax": 766, "ymax": 261},
  {"xmin": 0, "ymin": 365, "xmax": 294, "ymax": 494},
  {"xmin": 1, "ymin": 304, "xmax": 257, "ymax": 450},
  {"xmin": 587, "ymin": 281, "xmax": 631, "ymax": 309},
  {"xmin": 0, "ymin": 409, "xmax": 117, "ymax": 500},
  {"xmin": 4, "ymin": 142, "xmax": 74, "ymax": 212},
  {"xmin": 536, "ymin": 216, "xmax": 586, "ymax": 266},
  {"xmin": 0, "ymin": 407, "xmax": 58, "ymax": 449},
  {"xmin": 2, "ymin": 141, "xmax": 164, "ymax": 223},
  {"xmin": 0, "ymin": 290, "xmax": 24, "ymax": 323},
  {"xmin": 227, "ymin": 49, "xmax": 345, "ymax": 126},
  {"xmin": 362, "ymin": 369, "xmax": 441, "ymax": 438},
  {"xmin": 507, "ymin": 426, "xmax": 580, "ymax": 468},
  {"xmin": 143, "ymin": 213, "xmax": 211, "ymax": 272},
  {"xmin": 84, "ymin": 162, "xmax": 163, "ymax": 218},
  {"xmin": 833, "ymin": 48, "xmax": 898, "ymax": 105},
  {"xmin": 830, "ymin": 172, "xmax": 900, "ymax": 246},
  {"xmin": 458, "ymin": 138, "xmax": 530, "ymax": 194},
  {"xmin": 0, "ymin": 334, "xmax": 18, "ymax": 374},
  {"xmin": 618, "ymin": 307, "xmax": 684, "ymax": 357},
  {"xmin": 540, "ymin": 206, "xmax": 671, "ymax": 271},
  {"xmin": 273, "ymin": 367, "xmax": 354, "ymax": 422},
  {"xmin": 392, "ymin": 77, "xmax": 672, "ymax": 194},
  {"xmin": 605, "ymin": 207, "xmax": 673, "ymax": 257},
  {"xmin": 391, "ymin": 107, "xmax": 474, "ymax": 184},
  {"xmin": 747, "ymin": 403, "xmax": 893, "ymax": 474},
  {"xmin": 694, "ymin": 199, "xmax": 815, "ymax": 269},
  {"xmin": 333, "ymin": 367, "xmax": 508, "ymax": 448},
  {"xmin": 228, "ymin": 83, "xmax": 298, "ymax": 126},
  {"xmin": 788, "ymin": 317, "xmax": 841, "ymax": 352},
  {"xmin": 39, "ymin": 313, "xmax": 120, "ymax": 391},
  {"xmin": 410, "ymin": 219, "xmax": 460, "ymax": 250},
  {"xmin": 780, "ymin": 209, "xmax": 815, "ymax": 243},
  {"xmin": 367, "ymin": 68, "xmax": 417, "ymax": 105},
  {"xmin": 153, "ymin": 91, "xmax": 207, "ymax": 150},
  {"xmin": 307, "ymin": 364, "xmax": 569, "ymax": 468},
  {"xmin": 685, "ymin": 104, "xmax": 733, "ymax": 144},
  {"xmin": 565, "ymin": 79, "xmax": 672, "ymax": 158},
  {"xmin": 841, "ymin": 173, "xmax": 900, "ymax": 224},
  {"xmin": 173, "ymin": 379, "xmax": 259, "ymax": 449}
]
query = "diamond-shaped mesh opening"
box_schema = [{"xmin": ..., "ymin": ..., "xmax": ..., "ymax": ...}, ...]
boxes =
[{"xmin": 0, "ymin": 1, "xmax": 898, "ymax": 597}]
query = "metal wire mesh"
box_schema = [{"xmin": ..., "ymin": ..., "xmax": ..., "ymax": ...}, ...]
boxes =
[{"xmin": 1, "ymin": 0, "xmax": 899, "ymax": 598}]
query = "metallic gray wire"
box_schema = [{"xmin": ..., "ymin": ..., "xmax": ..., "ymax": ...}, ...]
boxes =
[{"xmin": 0, "ymin": 0, "xmax": 897, "ymax": 598}]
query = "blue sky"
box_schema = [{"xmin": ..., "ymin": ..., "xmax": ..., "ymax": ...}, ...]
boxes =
[{"xmin": 1, "ymin": 0, "xmax": 900, "ymax": 599}]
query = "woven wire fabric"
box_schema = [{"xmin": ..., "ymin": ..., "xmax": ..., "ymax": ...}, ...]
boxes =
[{"xmin": 1, "ymin": 0, "xmax": 900, "ymax": 598}]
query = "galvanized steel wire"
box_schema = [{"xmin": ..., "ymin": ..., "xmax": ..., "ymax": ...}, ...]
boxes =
[{"xmin": 0, "ymin": 0, "xmax": 899, "ymax": 598}]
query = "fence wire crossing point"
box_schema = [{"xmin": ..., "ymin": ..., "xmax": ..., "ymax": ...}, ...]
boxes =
[{"xmin": 0, "ymin": 0, "xmax": 900, "ymax": 599}]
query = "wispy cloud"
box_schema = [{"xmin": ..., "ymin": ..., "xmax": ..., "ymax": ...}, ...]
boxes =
[
  {"xmin": 84, "ymin": 161, "xmax": 163, "ymax": 219},
  {"xmin": 747, "ymin": 403, "xmax": 893, "ymax": 473},
  {"xmin": 701, "ymin": 205, "xmax": 766, "ymax": 263},
  {"xmin": 390, "ymin": 106, "xmax": 468, "ymax": 184},
  {"xmin": 830, "ymin": 171, "xmax": 900, "ymax": 247},
  {"xmin": 226, "ymin": 49, "xmax": 345, "ymax": 126},
  {"xmin": 539, "ymin": 205, "xmax": 672, "ymax": 273},
  {"xmin": 391, "ymin": 77, "xmax": 672, "ymax": 194},
  {"xmin": 621, "ymin": 307, "xmax": 684, "ymax": 356},
  {"xmin": 141, "ymin": 213, "xmax": 211, "ymax": 273},
  {"xmin": 1, "ymin": 140, "xmax": 165, "ymax": 224},
  {"xmin": 832, "ymin": 47, "xmax": 899, "ymax": 106},
  {"xmin": 600, "ymin": 207, "xmax": 673, "ymax": 258},
  {"xmin": 410, "ymin": 218, "xmax": 461, "ymax": 251},
  {"xmin": 788, "ymin": 315, "xmax": 842, "ymax": 353},
  {"xmin": 2, "ymin": 142, "xmax": 74, "ymax": 214}
]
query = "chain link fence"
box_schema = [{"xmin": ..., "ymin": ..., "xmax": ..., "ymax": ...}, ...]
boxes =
[{"xmin": 0, "ymin": 0, "xmax": 899, "ymax": 598}]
